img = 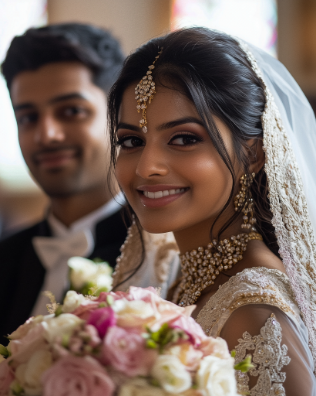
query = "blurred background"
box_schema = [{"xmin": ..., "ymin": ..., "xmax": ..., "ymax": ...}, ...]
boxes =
[{"xmin": 0, "ymin": 0, "xmax": 314, "ymax": 238}]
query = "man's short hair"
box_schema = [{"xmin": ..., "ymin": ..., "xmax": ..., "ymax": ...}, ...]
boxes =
[{"xmin": 2, "ymin": 22, "xmax": 125, "ymax": 94}]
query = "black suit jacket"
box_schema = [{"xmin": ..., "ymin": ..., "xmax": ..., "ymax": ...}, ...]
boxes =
[{"xmin": 0, "ymin": 207, "xmax": 129, "ymax": 345}]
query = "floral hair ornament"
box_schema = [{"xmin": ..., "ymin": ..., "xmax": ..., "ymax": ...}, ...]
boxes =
[{"xmin": 135, "ymin": 47, "xmax": 163, "ymax": 133}]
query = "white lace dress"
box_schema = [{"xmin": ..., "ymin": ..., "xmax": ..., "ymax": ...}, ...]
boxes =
[{"xmin": 196, "ymin": 267, "xmax": 316, "ymax": 396}]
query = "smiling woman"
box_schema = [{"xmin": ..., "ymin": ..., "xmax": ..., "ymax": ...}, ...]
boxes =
[{"xmin": 109, "ymin": 28, "xmax": 316, "ymax": 395}]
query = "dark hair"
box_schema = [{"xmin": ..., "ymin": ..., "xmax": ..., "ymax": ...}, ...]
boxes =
[
  {"xmin": 108, "ymin": 28, "xmax": 279, "ymax": 285},
  {"xmin": 2, "ymin": 22, "xmax": 125, "ymax": 93}
]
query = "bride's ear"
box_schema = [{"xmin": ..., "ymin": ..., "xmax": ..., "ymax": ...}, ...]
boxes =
[{"xmin": 246, "ymin": 138, "xmax": 265, "ymax": 173}]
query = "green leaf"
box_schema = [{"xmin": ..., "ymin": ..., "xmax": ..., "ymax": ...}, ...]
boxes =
[
  {"xmin": 62, "ymin": 333, "xmax": 70, "ymax": 348},
  {"xmin": 234, "ymin": 355, "xmax": 254, "ymax": 373},
  {"xmin": 146, "ymin": 339, "xmax": 158, "ymax": 349},
  {"xmin": 10, "ymin": 381, "xmax": 24, "ymax": 396},
  {"xmin": 92, "ymin": 257, "xmax": 106, "ymax": 263},
  {"xmin": 0, "ymin": 344, "xmax": 9, "ymax": 358},
  {"xmin": 231, "ymin": 349, "xmax": 236, "ymax": 358},
  {"xmin": 55, "ymin": 305, "xmax": 63, "ymax": 317},
  {"xmin": 106, "ymin": 295, "xmax": 114, "ymax": 306}
]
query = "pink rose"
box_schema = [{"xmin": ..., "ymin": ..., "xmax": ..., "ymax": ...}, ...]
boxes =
[
  {"xmin": 103, "ymin": 326, "xmax": 157, "ymax": 376},
  {"xmin": 8, "ymin": 324, "xmax": 47, "ymax": 367},
  {"xmin": 72, "ymin": 301, "xmax": 100, "ymax": 320},
  {"xmin": 42, "ymin": 355, "xmax": 114, "ymax": 396},
  {"xmin": 87, "ymin": 307, "xmax": 116, "ymax": 338},
  {"xmin": 97, "ymin": 291, "xmax": 129, "ymax": 303},
  {"xmin": 0, "ymin": 361, "xmax": 14, "ymax": 396},
  {"xmin": 170, "ymin": 316, "xmax": 207, "ymax": 346},
  {"xmin": 198, "ymin": 337, "xmax": 231, "ymax": 360},
  {"xmin": 127, "ymin": 287, "xmax": 159, "ymax": 302},
  {"xmin": 127, "ymin": 287, "xmax": 192, "ymax": 331}
]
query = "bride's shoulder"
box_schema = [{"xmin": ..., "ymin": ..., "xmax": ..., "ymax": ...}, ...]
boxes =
[{"xmin": 196, "ymin": 266, "xmax": 300, "ymax": 337}]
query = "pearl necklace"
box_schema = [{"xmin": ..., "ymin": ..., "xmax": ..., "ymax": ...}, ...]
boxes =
[{"xmin": 173, "ymin": 232, "xmax": 263, "ymax": 306}]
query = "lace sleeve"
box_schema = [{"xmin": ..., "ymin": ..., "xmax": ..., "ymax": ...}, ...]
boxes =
[{"xmin": 220, "ymin": 304, "xmax": 315, "ymax": 396}]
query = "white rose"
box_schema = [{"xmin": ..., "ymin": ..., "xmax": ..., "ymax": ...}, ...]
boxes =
[
  {"xmin": 15, "ymin": 349, "xmax": 52, "ymax": 395},
  {"xmin": 68, "ymin": 257, "xmax": 98, "ymax": 289},
  {"xmin": 42, "ymin": 314, "xmax": 83, "ymax": 343},
  {"xmin": 197, "ymin": 356, "xmax": 237, "ymax": 396},
  {"xmin": 119, "ymin": 378, "xmax": 167, "ymax": 396},
  {"xmin": 62, "ymin": 291, "xmax": 88, "ymax": 313},
  {"xmin": 151, "ymin": 355, "xmax": 192, "ymax": 394},
  {"xmin": 112, "ymin": 299, "xmax": 156, "ymax": 327},
  {"xmin": 90, "ymin": 265, "xmax": 113, "ymax": 291}
]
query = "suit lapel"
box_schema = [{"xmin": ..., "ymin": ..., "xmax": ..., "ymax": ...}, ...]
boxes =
[{"xmin": 3, "ymin": 220, "xmax": 51, "ymax": 340}]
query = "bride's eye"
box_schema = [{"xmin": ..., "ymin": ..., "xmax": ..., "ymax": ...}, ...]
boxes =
[
  {"xmin": 116, "ymin": 135, "xmax": 144, "ymax": 149},
  {"xmin": 169, "ymin": 133, "xmax": 202, "ymax": 146}
]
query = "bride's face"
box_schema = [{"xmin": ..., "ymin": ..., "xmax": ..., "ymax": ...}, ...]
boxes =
[{"xmin": 115, "ymin": 84, "xmax": 237, "ymax": 234}]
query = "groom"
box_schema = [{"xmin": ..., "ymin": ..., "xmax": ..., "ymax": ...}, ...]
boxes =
[{"xmin": 0, "ymin": 23, "xmax": 128, "ymax": 344}]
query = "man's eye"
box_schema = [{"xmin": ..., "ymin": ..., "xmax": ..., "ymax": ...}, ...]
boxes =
[
  {"xmin": 116, "ymin": 136, "xmax": 144, "ymax": 149},
  {"xmin": 16, "ymin": 113, "xmax": 38, "ymax": 126},
  {"xmin": 61, "ymin": 106, "xmax": 87, "ymax": 118},
  {"xmin": 170, "ymin": 134, "xmax": 201, "ymax": 146}
]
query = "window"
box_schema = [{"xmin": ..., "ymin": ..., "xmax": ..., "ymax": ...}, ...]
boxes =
[{"xmin": 171, "ymin": 0, "xmax": 277, "ymax": 57}]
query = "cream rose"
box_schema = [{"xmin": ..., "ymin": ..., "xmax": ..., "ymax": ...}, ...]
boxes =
[
  {"xmin": 42, "ymin": 314, "xmax": 83, "ymax": 343},
  {"xmin": 62, "ymin": 291, "xmax": 88, "ymax": 313},
  {"xmin": 119, "ymin": 378, "xmax": 167, "ymax": 396},
  {"xmin": 112, "ymin": 299, "xmax": 156, "ymax": 327},
  {"xmin": 68, "ymin": 257, "xmax": 112, "ymax": 291},
  {"xmin": 68, "ymin": 257, "xmax": 99, "ymax": 289},
  {"xmin": 197, "ymin": 355, "xmax": 237, "ymax": 396},
  {"xmin": 151, "ymin": 355, "xmax": 192, "ymax": 394},
  {"xmin": 199, "ymin": 337, "xmax": 231, "ymax": 360},
  {"xmin": 90, "ymin": 264, "xmax": 113, "ymax": 290},
  {"xmin": 15, "ymin": 349, "xmax": 52, "ymax": 395},
  {"xmin": 166, "ymin": 343, "xmax": 203, "ymax": 371}
]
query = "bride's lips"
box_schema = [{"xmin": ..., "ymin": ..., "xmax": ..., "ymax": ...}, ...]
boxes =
[
  {"xmin": 33, "ymin": 148, "xmax": 78, "ymax": 170},
  {"xmin": 137, "ymin": 185, "xmax": 189, "ymax": 208}
]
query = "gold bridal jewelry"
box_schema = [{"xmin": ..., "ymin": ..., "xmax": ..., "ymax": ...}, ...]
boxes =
[
  {"xmin": 234, "ymin": 172, "xmax": 257, "ymax": 231},
  {"xmin": 173, "ymin": 173, "xmax": 262, "ymax": 307},
  {"xmin": 135, "ymin": 47, "xmax": 163, "ymax": 133}
]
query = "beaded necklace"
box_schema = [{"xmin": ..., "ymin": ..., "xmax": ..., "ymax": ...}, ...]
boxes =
[{"xmin": 173, "ymin": 231, "xmax": 262, "ymax": 306}]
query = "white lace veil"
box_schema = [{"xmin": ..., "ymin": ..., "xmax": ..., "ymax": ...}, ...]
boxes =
[{"xmin": 240, "ymin": 41, "xmax": 316, "ymax": 371}]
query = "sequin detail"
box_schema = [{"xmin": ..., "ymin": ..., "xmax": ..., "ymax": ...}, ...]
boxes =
[{"xmin": 235, "ymin": 314, "xmax": 290, "ymax": 396}]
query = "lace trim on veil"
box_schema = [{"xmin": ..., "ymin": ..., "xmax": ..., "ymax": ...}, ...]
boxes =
[{"xmin": 239, "ymin": 41, "xmax": 316, "ymax": 371}]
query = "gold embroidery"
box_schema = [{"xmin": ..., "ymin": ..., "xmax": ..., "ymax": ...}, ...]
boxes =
[{"xmin": 196, "ymin": 267, "xmax": 299, "ymax": 337}]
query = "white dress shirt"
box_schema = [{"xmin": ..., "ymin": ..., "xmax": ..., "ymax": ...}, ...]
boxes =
[{"xmin": 31, "ymin": 194, "xmax": 124, "ymax": 316}]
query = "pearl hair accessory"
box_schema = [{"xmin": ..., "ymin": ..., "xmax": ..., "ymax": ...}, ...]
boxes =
[
  {"xmin": 173, "ymin": 232, "xmax": 263, "ymax": 306},
  {"xmin": 135, "ymin": 47, "xmax": 163, "ymax": 133}
]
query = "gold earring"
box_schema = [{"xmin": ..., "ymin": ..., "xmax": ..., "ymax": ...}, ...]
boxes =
[
  {"xmin": 234, "ymin": 173, "xmax": 257, "ymax": 231},
  {"xmin": 135, "ymin": 47, "xmax": 163, "ymax": 133}
]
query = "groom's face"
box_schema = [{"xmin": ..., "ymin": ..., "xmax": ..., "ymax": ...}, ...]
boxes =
[{"xmin": 10, "ymin": 62, "xmax": 109, "ymax": 197}]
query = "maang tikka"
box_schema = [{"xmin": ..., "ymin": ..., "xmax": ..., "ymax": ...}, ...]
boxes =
[{"xmin": 135, "ymin": 47, "xmax": 163, "ymax": 133}]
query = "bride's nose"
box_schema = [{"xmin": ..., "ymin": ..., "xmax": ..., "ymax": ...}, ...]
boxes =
[{"xmin": 136, "ymin": 142, "xmax": 169, "ymax": 178}]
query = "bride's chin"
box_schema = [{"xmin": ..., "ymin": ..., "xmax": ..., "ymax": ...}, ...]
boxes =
[{"xmin": 138, "ymin": 219, "xmax": 174, "ymax": 235}]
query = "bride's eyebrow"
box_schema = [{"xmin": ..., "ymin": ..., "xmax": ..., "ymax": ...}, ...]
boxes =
[
  {"xmin": 156, "ymin": 117, "xmax": 204, "ymax": 131},
  {"xmin": 116, "ymin": 122, "xmax": 141, "ymax": 132},
  {"xmin": 116, "ymin": 117, "xmax": 204, "ymax": 133}
]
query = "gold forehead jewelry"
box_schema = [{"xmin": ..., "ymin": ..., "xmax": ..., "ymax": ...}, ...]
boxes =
[
  {"xmin": 135, "ymin": 47, "xmax": 163, "ymax": 133},
  {"xmin": 172, "ymin": 231, "xmax": 263, "ymax": 307}
]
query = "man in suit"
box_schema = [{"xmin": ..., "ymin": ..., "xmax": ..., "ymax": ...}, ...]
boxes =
[{"xmin": 0, "ymin": 23, "xmax": 128, "ymax": 344}]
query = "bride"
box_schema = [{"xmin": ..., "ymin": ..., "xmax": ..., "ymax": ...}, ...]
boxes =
[{"xmin": 108, "ymin": 28, "xmax": 316, "ymax": 394}]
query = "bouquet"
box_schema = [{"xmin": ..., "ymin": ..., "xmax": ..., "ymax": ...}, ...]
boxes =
[{"xmin": 0, "ymin": 287, "xmax": 244, "ymax": 396}]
